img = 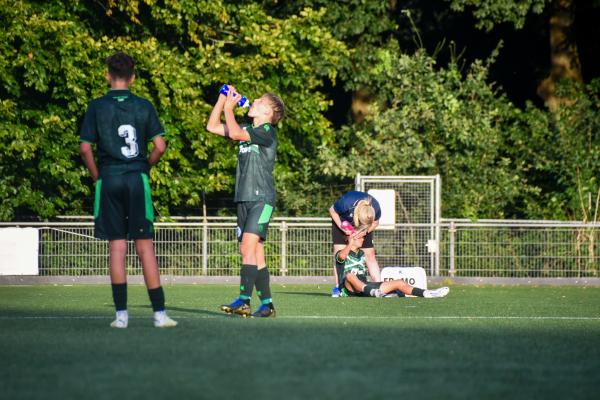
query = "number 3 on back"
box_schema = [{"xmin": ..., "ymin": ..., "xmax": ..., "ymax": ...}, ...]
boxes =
[{"xmin": 118, "ymin": 124, "xmax": 139, "ymax": 158}]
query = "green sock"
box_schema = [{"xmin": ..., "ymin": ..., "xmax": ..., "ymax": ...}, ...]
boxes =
[
  {"xmin": 255, "ymin": 267, "xmax": 273, "ymax": 306},
  {"xmin": 239, "ymin": 264, "xmax": 258, "ymax": 302}
]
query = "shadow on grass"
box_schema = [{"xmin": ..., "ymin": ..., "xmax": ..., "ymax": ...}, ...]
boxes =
[
  {"xmin": 129, "ymin": 304, "xmax": 228, "ymax": 317},
  {"xmin": 168, "ymin": 306, "xmax": 229, "ymax": 317},
  {"xmin": 278, "ymin": 291, "xmax": 331, "ymax": 297}
]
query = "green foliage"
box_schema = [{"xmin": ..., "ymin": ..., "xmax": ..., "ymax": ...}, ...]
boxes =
[
  {"xmin": 513, "ymin": 79, "xmax": 600, "ymax": 220},
  {"xmin": 321, "ymin": 42, "xmax": 531, "ymax": 218},
  {"xmin": 1, "ymin": 0, "xmax": 598, "ymax": 221},
  {"xmin": 0, "ymin": 0, "xmax": 348, "ymax": 219},
  {"xmin": 448, "ymin": 0, "xmax": 549, "ymax": 31}
]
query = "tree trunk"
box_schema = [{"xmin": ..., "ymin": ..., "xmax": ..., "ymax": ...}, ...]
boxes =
[
  {"xmin": 537, "ymin": 0, "xmax": 583, "ymax": 111},
  {"xmin": 351, "ymin": 89, "xmax": 373, "ymax": 123}
]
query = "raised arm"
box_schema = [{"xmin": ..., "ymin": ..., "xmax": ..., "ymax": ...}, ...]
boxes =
[
  {"xmin": 206, "ymin": 94, "xmax": 227, "ymax": 136},
  {"xmin": 223, "ymin": 86, "xmax": 250, "ymax": 141},
  {"xmin": 336, "ymin": 230, "xmax": 366, "ymax": 262},
  {"xmin": 206, "ymin": 86, "xmax": 250, "ymax": 142}
]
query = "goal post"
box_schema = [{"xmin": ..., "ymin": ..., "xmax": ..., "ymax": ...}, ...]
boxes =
[{"xmin": 355, "ymin": 174, "xmax": 442, "ymax": 276}]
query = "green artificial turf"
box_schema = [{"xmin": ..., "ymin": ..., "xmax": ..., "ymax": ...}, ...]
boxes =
[{"xmin": 1, "ymin": 284, "xmax": 599, "ymax": 399}]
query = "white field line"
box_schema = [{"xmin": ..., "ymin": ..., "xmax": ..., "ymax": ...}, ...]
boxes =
[{"xmin": 0, "ymin": 315, "xmax": 599, "ymax": 321}]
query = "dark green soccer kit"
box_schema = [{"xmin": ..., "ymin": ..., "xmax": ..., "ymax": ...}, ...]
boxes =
[
  {"xmin": 80, "ymin": 89, "xmax": 164, "ymax": 240},
  {"xmin": 336, "ymin": 249, "xmax": 382, "ymax": 296},
  {"xmin": 235, "ymin": 123, "xmax": 277, "ymax": 242}
]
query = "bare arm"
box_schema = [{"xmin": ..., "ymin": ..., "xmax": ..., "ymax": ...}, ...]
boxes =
[
  {"xmin": 148, "ymin": 135, "xmax": 167, "ymax": 166},
  {"xmin": 329, "ymin": 206, "xmax": 342, "ymax": 228},
  {"xmin": 79, "ymin": 142, "xmax": 99, "ymax": 182},
  {"xmin": 329, "ymin": 206, "xmax": 353, "ymax": 235},
  {"xmin": 223, "ymin": 87, "xmax": 250, "ymax": 141},
  {"xmin": 336, "ymin": 233, "xmax": 364, "ymax": 262},
  {"xmin": 206, "ymin": 87, "xmax": 250, "ymax": 141},
  {"xmin": 206, "ymin": 95, "xmax": 228, "ymax": 136},
  {"xmin": 368, "ymin": 220, "xmax": 379, "ymax": 233}
]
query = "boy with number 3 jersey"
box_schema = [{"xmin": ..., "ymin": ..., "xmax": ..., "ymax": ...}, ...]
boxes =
[{"xmin": 79, "ymin": 52, "xmax": 176, "ymax": 328}]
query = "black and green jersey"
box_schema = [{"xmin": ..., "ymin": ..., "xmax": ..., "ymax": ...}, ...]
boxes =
[
  {"xmin": 235, "ymin": 123, "xmax": 277, "ymax": 204},
  {"xmin": 79, "ymin": 89, "xmax": 164, "ymax": 177},
  {"xmin": 335, "ymin": 249, "xmax": 368, "ymax": 286}
]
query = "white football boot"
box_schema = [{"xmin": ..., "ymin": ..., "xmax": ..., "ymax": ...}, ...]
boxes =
[
  {"xmin": 110, "ymin": 310, "xmax": 128, "ymax": 328},
  {"xmin": 423, "ymin": 287, "xmax": 450, "ymax": 298},
  {"xmin": 153, "ymin": 311, "xmax": 178, "ymax": 328}
]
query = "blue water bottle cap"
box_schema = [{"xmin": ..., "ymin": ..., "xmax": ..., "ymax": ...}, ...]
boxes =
[{"xmin": 219, "ymin": 84, "xmax": 229, "ymax": 96}]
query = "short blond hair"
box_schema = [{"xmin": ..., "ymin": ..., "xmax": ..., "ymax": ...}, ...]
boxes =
[
  {"xmin": 353, "ymin": 199, "xmax": 375, "ymax": 228},
  {"xmin": 264, "ymin": 92, "xmax": 285, "ymax": 125}
]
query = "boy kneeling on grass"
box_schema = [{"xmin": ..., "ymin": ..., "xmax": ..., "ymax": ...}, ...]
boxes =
[{"xmin": 336, "ymin": 228, "xmax": 449, "ymax": 298}]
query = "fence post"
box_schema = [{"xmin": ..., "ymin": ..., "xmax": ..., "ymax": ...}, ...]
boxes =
[
  {"xmin": 449, "ymin": 221, "xmax": 456, "ymax": 277},
  {"xmin": 202, "ymin": 221, "xmax": 208, "ymax": 276},
  {"xmin": 280, "ymin": 221, "xmax": 288, "ymax": 276}
]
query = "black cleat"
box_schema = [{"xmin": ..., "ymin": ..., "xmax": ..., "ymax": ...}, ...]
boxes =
[
  {"xmin": 220, "ymin": 298, "xmax": 251, "ymax": 317},
  {"xmin": 251, "ymin": 304, "xmax": 276, "ymax": 318}
]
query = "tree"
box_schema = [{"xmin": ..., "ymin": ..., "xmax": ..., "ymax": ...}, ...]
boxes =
[
  {"xmin": 448, "ymin": 0, "xmax": 586, "ymax": 110},
  {"xmin": 0, "ymin": 0, "xmax": 348, "ymax": 219},
  {"xmin": 320, "ymin": 43, "xmax": 532, "ymax": 218}
]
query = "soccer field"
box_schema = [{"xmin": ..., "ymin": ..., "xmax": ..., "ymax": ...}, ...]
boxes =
[{"xmin": 1, "ymin": 284, "xmax": 599, "ymax": 399}]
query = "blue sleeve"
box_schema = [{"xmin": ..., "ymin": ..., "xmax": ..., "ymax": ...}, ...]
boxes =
[
  {"xmin": 333, "ymin": 195, "xmax": 347, "ymax": 214},
  {"xmin": 79, "ymin": 103, "xmax": 98, "ymax": 144},
  {"xmin": 370, "ymin": 196, "xmax": 382, "ymax": 220},
  {"xmin": 247, "ymin": 123, "xmax": 275, "ymax": 147}
]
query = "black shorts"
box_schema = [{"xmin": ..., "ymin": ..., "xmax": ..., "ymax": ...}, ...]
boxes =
[
  {"xmin": 94, "ymin": 172, "xmax": 154, "ymax": 240},
  {"xmin": 236, "ymin": 201, "xmax": 274, "ymax": 242},
  {"xmin": 331, "ymin": 222, "xmax": 374, "ymax": 248}
]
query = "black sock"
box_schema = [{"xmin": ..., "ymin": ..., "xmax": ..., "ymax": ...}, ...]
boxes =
[
  {"xmin": 255, "ymin": 267, "xmax": 273, "ymax": 306},
  {"xmin": 240, "ymin": 264, "xmax": 258, "ymax": 302},
  {"xmin": 111, "ymin": 283, "xmax": 127, "ymax": 311},
  {"xmin": 412, "ymin": 287, "xmax": 425, "ymax": 297},
  {"xmin": 148, "ymin": 286, "xmax": 165, "ymax": 312},
  {"xmin": 363, "ymin": 283, "xmax": 380, "ymax": 297}
]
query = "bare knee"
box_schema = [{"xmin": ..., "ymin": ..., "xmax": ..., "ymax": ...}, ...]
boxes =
[
  {"xmin": 110, "ymin": 240, "xmax": 127, "ymax": 256},
  {"xmin": 134, "ymin": 239, "xmax": 154, "ymax": 258}
]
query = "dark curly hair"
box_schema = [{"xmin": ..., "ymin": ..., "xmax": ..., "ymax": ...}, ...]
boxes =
[{"xmin": 106, "ymin": 52, "xmax": 135, "ymax": 80}]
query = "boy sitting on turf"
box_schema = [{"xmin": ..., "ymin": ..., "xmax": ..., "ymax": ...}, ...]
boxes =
[{"xmin": 337, "ymin": 228, "xmax": 449, "ymax": 298}]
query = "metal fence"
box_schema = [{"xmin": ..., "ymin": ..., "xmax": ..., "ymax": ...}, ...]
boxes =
[{"xmin": 2, "ymin": 218, "xmax": 599, "ymax": 278}]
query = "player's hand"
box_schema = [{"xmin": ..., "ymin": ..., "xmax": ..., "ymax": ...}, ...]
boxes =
[
  {"xmin": 224, "ymin": 85, "xmax": 240, "ymax": 110},
  {"xmin": 352, "ymin": 229, "xmax": 367, "ymax": 239},
  {"xmin": 348, "ymin": 229, "xmax": 366, "ymax": 248}
]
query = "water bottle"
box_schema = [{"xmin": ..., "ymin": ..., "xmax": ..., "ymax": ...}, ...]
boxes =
[
  {"xmin": 341, "ymin": 221, "xmax": 355, "ymax": 233},
  {"xmin": 219, "ymin": 84, "xmax": 250, "ymax": 108}
]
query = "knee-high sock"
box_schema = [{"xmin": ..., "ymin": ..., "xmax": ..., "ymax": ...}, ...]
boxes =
[
  {"xmin": 255, "ymin": 267, "xmax": 273, "ymax": 305},
  {"xmin": 240, "ymin": 264, "xmax": 258, "ymax": 301},
  {"xmin": 148, "ymin": 286, "xmax": 165, "ymax": 312},
  {"xmin": 111, "ymin": 283, "xmax": 127, "ymax": 311}
]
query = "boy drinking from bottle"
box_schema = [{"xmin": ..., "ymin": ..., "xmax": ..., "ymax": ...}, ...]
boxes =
[{"xmin": 206, "ymin": 85, "xmax": 285, "ymax": 318}]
